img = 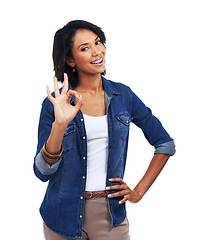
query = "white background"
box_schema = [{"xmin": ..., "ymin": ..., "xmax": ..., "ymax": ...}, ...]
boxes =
[{"xmin": 1, "ymin": 0, "xmax": 197, "ymax": 239}]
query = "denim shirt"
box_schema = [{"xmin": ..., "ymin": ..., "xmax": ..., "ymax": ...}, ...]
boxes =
[{"xmin": 34, "ymin": 76, "xmax": 175, "ymax": 239}]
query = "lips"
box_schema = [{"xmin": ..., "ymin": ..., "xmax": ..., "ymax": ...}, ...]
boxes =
[{"xmin": 91, "ymin": 57, "xmax": 103, "ymax": 65}]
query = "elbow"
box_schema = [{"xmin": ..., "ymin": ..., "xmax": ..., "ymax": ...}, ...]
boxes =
[
  {"xmin": 33, "ymin": 149, "xmax": 62, "ymax": 182},
  {"xmin": 154, "ymin": 140, "xmax": 176, "ymax": 156},
  {"xmin": 33, "ymin": 163, "xmax": 50, "ymax": 182}
]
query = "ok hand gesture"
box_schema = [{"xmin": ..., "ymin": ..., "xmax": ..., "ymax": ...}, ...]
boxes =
[{"xmin": 47, "ymin": 73, "xmax": 83, "ymax": 128}]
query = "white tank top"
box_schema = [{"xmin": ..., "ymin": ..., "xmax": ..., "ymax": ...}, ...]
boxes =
[{"xmin": 83, "ymin": 114, "xmax": 108, "ymax": 191}]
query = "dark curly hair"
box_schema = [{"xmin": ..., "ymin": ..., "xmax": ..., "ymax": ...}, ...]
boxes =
[{"xmin": 52, "ymin": 20, "xmax": 106, "ymax": 88}]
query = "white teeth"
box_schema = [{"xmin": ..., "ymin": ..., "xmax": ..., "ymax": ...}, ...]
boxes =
[{"xmin": 92, "ymin": 58, "xmax": 102, "ymax": 64}]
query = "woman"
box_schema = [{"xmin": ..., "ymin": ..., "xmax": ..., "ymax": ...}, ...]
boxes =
[{"xmin": 34, "ymin": 20, "xmax": 175, "ymax": 240}]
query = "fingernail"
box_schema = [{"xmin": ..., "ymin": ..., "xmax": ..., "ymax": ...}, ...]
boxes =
[
  {"xmin": 109, "ymin": 178, "xmax": 113, "ymax": 181},
  {"xmin": 119, "ymin": 201, "xmax": 122, "ymax": 204},
  {"xmin": 108, "ymin": 194, "xmax": 112, "ymax": 198},
  {"xmin": 106, "ymin": 187, "xmax": 110, "ymax": 190}
]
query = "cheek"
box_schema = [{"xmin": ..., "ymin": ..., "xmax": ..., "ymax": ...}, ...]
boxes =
[
  {"xmin": 100, "ymin": 44, "xmax": 106, "ymax": 54},
  {"xmin": 74, "ymin": 53, "xmax": 91, "ymax": 65}
]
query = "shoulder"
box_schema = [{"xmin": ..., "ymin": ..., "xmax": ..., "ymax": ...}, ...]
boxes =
[
  {"xmin": 102, "ymin": 76, "xmax": 133, "ymax": 95},
  {"xmin": 102, "ymin": 77, "xmax": 146, "ymax": 108}
]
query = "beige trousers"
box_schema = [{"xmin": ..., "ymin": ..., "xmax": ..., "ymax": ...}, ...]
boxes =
[{"xmin": 43, "ymin": 196, "xmax": 130, "ymax": 240}]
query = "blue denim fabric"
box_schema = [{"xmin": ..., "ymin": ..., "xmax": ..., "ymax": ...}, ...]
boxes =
[{"xmin": 34, "ymin": 76, "xmax": 175, "ymax": 239}]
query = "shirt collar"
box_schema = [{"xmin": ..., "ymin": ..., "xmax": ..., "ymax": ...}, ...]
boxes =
[{"xmin": 101, "ymin": 76, "xmax": 121, "ymax": 96}]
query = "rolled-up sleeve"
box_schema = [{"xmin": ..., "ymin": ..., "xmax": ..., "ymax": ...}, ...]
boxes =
[
  {"xmin": 154, "ymin": 140, "xmax": 176, "ymax": 156},
  {"xmin": 33, "ymin": 97, "xmax": 63, "ymax": 182},
  {"xmin": 35, "ymin": 149, "xmax": 62, "ymax": 175}
]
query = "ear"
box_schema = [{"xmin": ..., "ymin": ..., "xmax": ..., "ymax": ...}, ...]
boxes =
[{"xmin": 66, "ymin": 57, "xmax": 75, "ymax": 68}]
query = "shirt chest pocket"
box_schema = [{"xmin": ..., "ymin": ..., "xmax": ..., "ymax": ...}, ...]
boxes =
[
  {"xmin": 62, "ymin": 124, "xmax": 75, "ymax": 153},
  {"xmin": 115, "ymin": 111, "xmax": 132, "ymax": 140}
]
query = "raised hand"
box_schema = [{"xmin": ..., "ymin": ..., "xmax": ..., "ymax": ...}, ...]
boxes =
[{"xmin": 47, "ymin": 73, "xmax": 83, "ymax": 128}]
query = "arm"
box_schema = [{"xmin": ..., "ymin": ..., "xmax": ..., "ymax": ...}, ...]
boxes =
[
  {"xmin": 45, "ymin": 74, "xmax": 83, "ymax": 156},
  {"xmin": 107, "ymin": 88, "xmax": 175, "ymax": 203},
  {"xmin": 107, "ymin": 153, "xmax": 170, "ymax": 204},
  {"xmin": 34, "ymin": 74, "xmax": 83, "ymax": 181},
  {"xmin": 134, "ymin": 153, "xmax": 170, "ymax": 201}
]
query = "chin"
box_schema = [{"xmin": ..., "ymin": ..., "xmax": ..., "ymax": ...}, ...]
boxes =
[{"xmin": 93, "ymin": 66, "xmax": 106, "ymax": 75}]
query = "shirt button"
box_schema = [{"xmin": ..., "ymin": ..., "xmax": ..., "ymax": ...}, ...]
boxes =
[
  {"xmin": 126, "ymin": 120, "xmax": 129, "ymax": 123},
  {"xmin": 83, "ymin": 157, "xmax": 86, "ymax": 160},
  {"xmin": 83, "ymin": 176, "xmax": 85, "ymax": 179},
  {"xmin": 80, "ymin": 215, "xmax": 83, "ymax": 218},
  {"xmin": 81, "ymin": 118, "xmax": 84, "ymax": 121},
  {"xmin": 83, "ymin": 136, "xmax": 86, "ymax": 139},
  {"xmin": 80, "ymin": 196, "xmax": 83, "ymax": 199}
]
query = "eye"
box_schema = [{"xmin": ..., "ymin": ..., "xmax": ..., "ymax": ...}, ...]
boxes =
[
  {"xmin": 81, "ymin": 46, "xmax": 89, "ymax": 51},
  {"xmin": 95, "ymin": 40, "xmax": 101, "ymax": 45}
]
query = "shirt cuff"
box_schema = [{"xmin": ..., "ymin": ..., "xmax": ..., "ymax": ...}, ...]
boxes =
[
  {"xmin": 154, "ymin": 140, "xmax": 176, "ymax": 156},
  {"xmin": 35, "ymin": 149, "xmax": 62, "ymax": 175}
]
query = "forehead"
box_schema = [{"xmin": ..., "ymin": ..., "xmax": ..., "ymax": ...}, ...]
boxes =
[{"xmin": 72, "ymin": 29, "xmax": 98, "ymax": 47}]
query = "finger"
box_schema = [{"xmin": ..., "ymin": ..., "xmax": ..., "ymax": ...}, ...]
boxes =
[
  {"xmin": 54, "ymin": 77, "xmax": 60, "ymax": 97},
  {"xmin": 66, "ymin": 89, "xmax": 80, "ymax": 100},
  {"xmin": 65, "ymin": 89, "xmax": 83, "ymax": 111},
  {"xmin": 61, "ymin": 73, "xmax": 68, "ymax": 95},
  {"xmin": 74, "ymin": 94, "xmax": 83, "ymax": 111},
  {"xmin": 119, "ymin": 196, "xmax": 128, "ymax": 204},
  {"xmin": 46, "ymin": 86, "xmax": 54, "ymax": 103},
  {"xmin": 109, "ymin": 178, "xmax": 126, "ymax": 185},
  {"xmin": 108, "ymin": 190, "xmax": 128, "ymax": 198},
  {"xmin": 106, "ymin": 184, "xmax": 127, "ymax": 191}
]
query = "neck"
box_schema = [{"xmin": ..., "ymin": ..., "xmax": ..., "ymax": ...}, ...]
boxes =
[{"xmin": 76, "ymin": 73, "xmax": 103, "ymax": 93}]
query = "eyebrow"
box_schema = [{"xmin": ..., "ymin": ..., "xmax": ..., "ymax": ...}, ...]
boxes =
[{"xmin": 78, "ymin": 36, "xmax": 99, "ymax": 49}]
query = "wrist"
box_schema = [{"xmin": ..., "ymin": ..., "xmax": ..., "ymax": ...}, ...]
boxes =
[
  {"xmin": 53, "ymin": 121, "xmax": 68, "ymax": 132},
  {"xmin": 45, "ymin": 121, "xmax": 67, "ymax": 156},
  {"xmin": 134, "ymin": 184, "xmax": 146, "ymax": 201},
  {"xmin": 42, "ymin": 142, "xmax": 63, "ymax": 166}
]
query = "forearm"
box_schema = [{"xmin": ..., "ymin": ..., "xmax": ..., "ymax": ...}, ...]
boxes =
[
  {"xmin": 134, "ymin": 153, "xmax": 170, "ymax": 200},
  {"xmin": 46, "ymin": 121, "xmax": 68, "ymax": 155},
  {"xmin": 34, "ymin": 122, "xmax": 66, "ymax": 177}
]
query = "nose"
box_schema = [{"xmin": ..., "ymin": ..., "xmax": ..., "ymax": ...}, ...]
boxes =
[{"xmin": 92, "ymin": 45, "xmax": 100, "ymax": 56}]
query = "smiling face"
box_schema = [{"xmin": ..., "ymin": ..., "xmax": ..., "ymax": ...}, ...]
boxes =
[{"xmin": 67, "ymin": 29, "xmax": 106, "ymax": 78}]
